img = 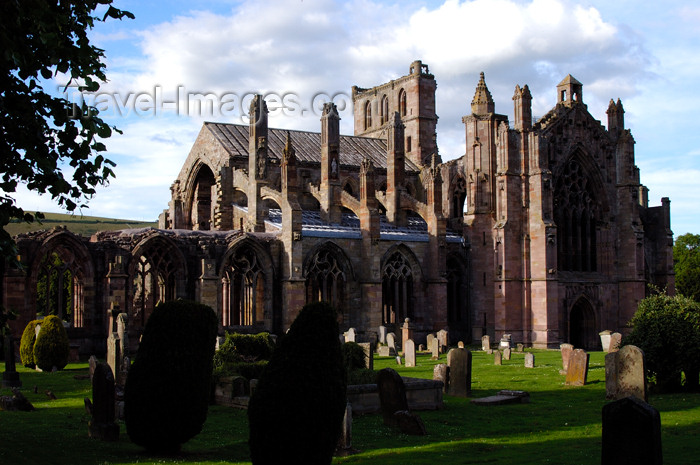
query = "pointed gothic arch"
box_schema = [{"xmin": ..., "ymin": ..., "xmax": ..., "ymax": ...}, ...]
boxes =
[
  {"xmin": 186, "ymin": 161, "xmax": 216, "ymax": 230},
  {"xmin": 381, "ymin": 245, "xmax": 422, "ymax": 326},
  {"xmin": 451, "ymin": 176, "xmax": 467, "ymax": 219},
  {"xmin": 303, "ymin": 241, "xmax": 353, "ymax": 315},
  {"xmin": 569, "ymin": 297, "xmax": 597, "ymax": 350}
]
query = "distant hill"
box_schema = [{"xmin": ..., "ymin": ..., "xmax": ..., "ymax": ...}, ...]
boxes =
[{"xmin": 4, "ymin": 212, "xmax": 158, "ymax": 237}]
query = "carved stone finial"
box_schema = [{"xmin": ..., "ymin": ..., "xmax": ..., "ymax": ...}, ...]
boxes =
[
  {"xmin": 283, "ymin": 131, "xmax": 295, "ymax": 165},
  {"xmin": 360, "ymin": 157, "xmax": 374, "ymax": 176}
]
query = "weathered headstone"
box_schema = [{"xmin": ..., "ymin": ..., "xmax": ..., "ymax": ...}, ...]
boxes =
[
  {"xmin": 344, "ymin": 327, "xmax": 356, "ymax": 343},
  {"xmin": 378, "ymin": 325, "xmax": 387, "ymax": 345},
  {"xmin": 437, "ymin": 329, "xmax": 449, "ymax": 353},
  {"xmin": 393, "ymin": 410, "xmax": 427, "ymax": 435},
  {"xmin": 358, "ymin": 342, "xmax": 374, "ymax": 370},
  {"xmin": 377, "ymin": 345, "xmax": 391, "ymax": 357},
  {"xmin": 609, "ymin": 332, "xmax": 622, "ymax": 353},
  {"xmin": 426, "ymin": 333, "xmax": 435, "ymax": 351},
  {"xmin": 606, "ymin": 345, "xmax": 646, "ymax": 402},
  {"xmin": 457, "ymin": 341, "xmax": 465, "ymax": 349},
  {"xmin": 387, "ymin": 333, "xmax": 397, "ymax": 355},
  {"xmin": 524, "ymin": 352, "xmax": 535, "ymax": 368},
  {"xmin": 337, "ymin": 402, "xmax": 353, "ymax": 452},
  {"xmin": 499, "ymin": 333, "xmax": 512, "ymax": 349},
  {"xmin": 2, "ymin": 335, "xmax": 21, "ymax": 388},
  {"xmin": 395, "ymin": 356, "xmax": 402, "ymax": 365},
  {"xmin": 404, "ymin": 339, "xmax": 416, "ymax": 367},
  {"xmin": 376, "ymin": 368, "xmax": 409, "ymax": 427},
  {"xmin": 116, "ymin": 312, "xmax": 129, "ymax": 358},
  {"xmin": 565, "ymin": 349, "xmax": 590, "ymax": 386},
  {"xmin": 560, "ymin": 343, "xmax": 574, "ymax": 374},
  {"xmin": 599, "ymin": 330, "xmax": 612, "ymax": 352},
  {"xmin": 0, "ymin": 387, "xmax": 34, "ymax": 411},
  {"xmin": 447, "ymin": 348, "xmax": 471, "ymax": 397},
  {"xmin": 601, "ymin": 396, "xmax": 662, "ymax": 465},
  {"xmin": 481, "ymin": 335, "xmax": 490, "ymax": 351},
  {"xmin": 503, "ymin": 348, "xmax": 511, "ymax": 361},
  {"xmin": 516, "ymin": 343, "xmax": 524, "ymax": 352},
  {"xmin": 88, "ymin": 355, "xmax": 98, "ymax": 381},
  {"xmin": 401, "ymin": 318, "xmax": 413, "ymax": 352},
  {"xmin": 433, "ymin": 364, "xmax": 449, "ymax": 394},
  {"xmin": 106, "ymin": 332, "xmax": 120, "ymax": 386},
  {"xmin": 418, "ymin": 344, "xmax": 424, "ymax": 351},
  {"xmin": 494, "ymin": 350, "xmax": 502, "ymax": 366},
  {"xmin": 429, "ymin": 337, "xmax": 439, "ymax": 360},
  {"xmin": 88, "ymin": 363, "xmax": 119, "ymax": 441}
]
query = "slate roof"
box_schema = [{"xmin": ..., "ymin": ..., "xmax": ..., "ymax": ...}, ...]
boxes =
[{"xmin": 204, "ymin": 122, "xmax": 421, "ymax": 172}]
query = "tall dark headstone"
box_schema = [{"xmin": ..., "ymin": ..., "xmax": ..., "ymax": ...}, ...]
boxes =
[
  {"xmin": 447, "ymin": 348, "xmax": 472, "ymax": 397},
  {"xmin": 602, "ymin": 396, "xmax": 662, "ymax": 465},
  {"xmin": 2, "ymin": 335, "xmax": 21, "ymax": 388},
  {"xmin": 376, "ymin": 368, "xmax": 408, "ymax": 427},
  {"xmin": 89, "ymin": 363, "xmax": 119, "ymax": 441}
]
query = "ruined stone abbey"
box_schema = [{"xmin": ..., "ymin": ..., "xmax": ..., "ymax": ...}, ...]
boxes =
[{"xmin": 3, "ymin": 61, "xmax": 674, "ymax": 353}]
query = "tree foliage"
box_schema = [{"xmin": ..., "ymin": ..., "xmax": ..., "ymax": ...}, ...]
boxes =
[
  {"xmin": 0, "ymin": 1, "xmax": 134, "ymax": 260},
  {"xmin": 674, "ymin": 233, "xmax": 700, "ymax": 302},
  {"xmin": 624, "ymin": 289, "xmax": 700, "ymax": 391}
]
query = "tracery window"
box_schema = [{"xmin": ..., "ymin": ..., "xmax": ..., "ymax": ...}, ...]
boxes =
[
  {"xmin": 222, "ymin": 247, "xmax": 264, "ymax": 326},
  {"xmin": 452, "ymin": 177, "xmax": 467, "ymax": 218},
  {"xmin": 554, "ymin": 158, "xmax": 598, "ymax": 272},
  {"xmin": 305, "ymin": 246, "xmax": 346, "ymax": 310},
  {"xmin": 364, "ymin": 101, "xmax": 372, "ymax": 130},
  {"xmin": 380, "ymin": 95, "xmax": 389, "ymax": 124},
  {"xmin": 132, "ymin": 242, "xmax": 179, "ymax": 326},
  {"xmin": 36, "ymin": 251, "xmax": 83, "ymax": 327},
  {"xmin": 398, "ymin": 89, "xmax": 407, "ymax": 117},
  {"xmin": 382, "ymin": 251, "xmax": 413, "ymax": 325}
]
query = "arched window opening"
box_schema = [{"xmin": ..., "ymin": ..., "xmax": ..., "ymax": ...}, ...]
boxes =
[
  {"xmin": 446, "ymin": 257, "xmax": 469, "ymax": 326},
  {"xmin": 190, "ymin": 165, "xmax": 216, "ymax": 230},
  {"xmin": 364, "ymin": 101, "xmax": 372, "ymax": 130},
  {"xmin": 305, "ymin": 247, "xmax": 347, "ymax": 310},
  {"xmin": 343, "ymin": 181, "xmax": 355, "ymax": 198},
  {"xmin": 398, "ymin": 89, "xmax": 407, "ymax": 117},
  {"xmin": 382, "ymin": 251, "xmax": 413, "ymax": 325},
  {"xmin": 452, "ymin": 177, "xmax": 467, "ymax": 218},
  {"xmin": 554, "ymin": 158, "xmax": 598, "ymax": 272},
  {"xmin": 132, "ymin": 243, "xmax": 179, "ymax": 327},
  {"xmin": 380, "ymin": 95, "xmax": 389, "ymax": 124},
  {"xmin": 222, "ymin": 247, "xmax": 264, "ymax": 327},
  {"xmin": 37, "ymin": 251, "xmax": 81, "ymax": 326}
]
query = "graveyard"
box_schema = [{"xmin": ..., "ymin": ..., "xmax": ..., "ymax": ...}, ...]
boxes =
[{"xmin": 1, "ymin": 348, "xmax": 699, "ymax": 464}]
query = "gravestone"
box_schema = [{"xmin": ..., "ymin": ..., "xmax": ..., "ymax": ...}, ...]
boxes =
[
  {"xmin": 601, "ymin": 396, "xmax": 662, "ymax": 465},
  {"xmin": 386, "ymin": 333, "xmax": 397, "ymax": 355},
  {"xmin": 494, "ymin": 350, "xmax": 502, "ymax": 366},
  {"xmin": 430, "ymin": 338, "xmax": 439, "ymax": 360},
  {"xmin": 377, "ymin": 345, "xmax": 391, "ymax": 357},
  {"xmin": 437, "ymin": 329, "xmax": 449, "ymax": 353},
  {"xmin": 433, "ymin": 364, "xmax": 449, "ymax": 394},
  {"xmin": 599, "ymin": 330, "xmax": 612, "ymax": 352},
  {"xmin": 358, "ymin": 342, "xmax": 374, "ymax": 370},
  {"xmin": 499, "ymin": 333, "xmax": 512, "ymax": 349},
  {"xmin": 565, "ymin": 349, "xmax": 590, "ymax": 386},
  {"xmin": 516, "ymin": 343, "xmax": 524, "ymax": 352},
  {"xmin": 2, "ymin": 335, "xmax": 21, "ymax": 388},
  {"xmin": 393, "ymin": 410, "xmax": 427, "ymax": 435},
  {"xmin": 88, "ymin": 363, "xmax": 119, "ymax": 441},
  {"xmin": 344, "ymin": 327, "xmax": 356, "ymax": 343},
  {"xmin": 404, "ymin": 339, "xmax": 416, "ymax": 367},
  {"xmin": 426, "ymin": 333, "xmax": 435, "ymax": 351},
  {"xmin": 481, "ymin": 335, "xmax": 490, "ymax": 351},
  {"xmin": 457, "ymin": 341, "xmax": 465, "ymax": 349},
  {"xmin": 116, "ymin": 312, "xmax": 129, "ymax": 358},
  {"xmin": 88, "ymin": 355, "xmax": 98, "ymax": 381},
  {"xmin": 524, "ymin": 352, "xmax": 535, "ymax": 368},
  {"xmin": 560, "ymin": 343, "xmax": 574, "ymax": 374},
  {"xmin": 337, "ymin": 402, "xmax": 353, "ymax": 452},
  {"xmin": 503, "ymin": 348, "xmax": 511, "ymax": 361},
  {"xmin": 376, "ymin": 368, "xmax": 409, "ymax": 427},
  {"xmin": 418, "ymin": 344, "xmax": 424, "ymax": 351},
  {"xmin": 609, "ymin": 332, "xmax": 622, "ymax": 352},
  {"xmin": 106, "ymin": 333, "xmax": 120, "ymax": 386},
  {"xmin": 606, "ymin": 345, "xmax": 646, "ymax": 402},
  {"xmin": 401, "ymin": 319, "xmax": 413, "ymax": 352},
  {"xmin": 378, "ymin": 325, "xmax": 387, "ymax": 345},
  {"xmin": 447, "ymin": 348, "xmax": 471, "ymax": 397}
]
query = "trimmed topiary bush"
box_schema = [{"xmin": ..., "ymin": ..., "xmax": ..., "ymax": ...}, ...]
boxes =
[
  {"xmin": 124, "ymin": 300, "xmax": 218, "ymax": 452},
  {"xmin": 624, "ymin": 290, "xmax": 700, "ymax": 391},
  {"xmin": 20, "ymin": 320, "xmax": 41, "ymax": 368},
  {"xmin": 248, "ymin": 301, "xmax": 347, "ymax": 465},
  {"xmin": 33, "ymin": 315, "xmax": 69, "ymax": 371}
]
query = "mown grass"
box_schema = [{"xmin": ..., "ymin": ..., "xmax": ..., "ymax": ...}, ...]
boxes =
[
  {"xmin": 5, "ymin": 212, "xmax": 157, "ymax": 237},
  {"xmin": 1, "ymin": 349, "xmax": 699, "ymax": 464}
]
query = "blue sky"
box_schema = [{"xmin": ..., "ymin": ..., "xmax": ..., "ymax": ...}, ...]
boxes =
[{"xmin": 14, "ymin": 0, "xmax": 700, "ymax": 236}]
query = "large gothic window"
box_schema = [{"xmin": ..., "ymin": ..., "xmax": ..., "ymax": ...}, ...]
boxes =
[
  {"xmin": 132, "ymin": 241, "xmax": 180, "ymax": 327},
  {"xmin": 382, "ymin": 251, "xmax": 413, "ymax": 325},
  {"xmin": 222, "ymin": 247, "xmax": 264, "ymax": 327},
  {"xmin": 554, "ymin": 158, "xmax": 598, "ymax": 272},
  {"xmin": 305, "ymin": 246, "xmax": 346, "ymax": 310},
  {"xmin": 36, "ymin": 251, "xmax": 83, "ymax": 327}
]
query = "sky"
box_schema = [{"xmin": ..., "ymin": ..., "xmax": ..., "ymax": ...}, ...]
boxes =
[{"xmin": 13, "ymin": 0, "xmax": 700, "ymax": 236}]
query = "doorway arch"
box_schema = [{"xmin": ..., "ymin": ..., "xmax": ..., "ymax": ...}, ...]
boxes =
[{"xmin": 569, "ymin": 298, "xmax": 597, "ymax": 350}]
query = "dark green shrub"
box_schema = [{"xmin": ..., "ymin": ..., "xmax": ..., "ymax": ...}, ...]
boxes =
[
  {"xmin": 342, "ymin": 341, "xmax": 367, "ymax": 372},
  {"xmin": 33, "ymin": 315, "xmax": 69, "ymax": 371},
  {"xmin": 624, "ymin": 290, "xmax": 700, "ymax": 391},
  {"xmin": 212, "ymin": 360, "xmax": 268, "ymax": 384},
  {"xmin": 124, "ymin": 300, "xmax": 218, "ymax": 452},
  {"xmin": 20, "ymin": 320, "xmax": 41, "ymax": 368},
  {"xmin": 248, "ymin": 302, "xmax": 347, "ymax": 465},
  {"xmin": 213, "ymin": 332, "xmax": 274, "ymax": 370}
]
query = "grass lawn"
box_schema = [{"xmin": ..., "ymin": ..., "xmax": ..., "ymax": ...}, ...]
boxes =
[{"xmin": 1, "ymin": 349, "xmax": 699, "ymax": 464}]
